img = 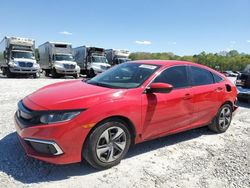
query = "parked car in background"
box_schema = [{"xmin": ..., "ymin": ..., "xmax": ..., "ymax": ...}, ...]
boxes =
[
  {"xmin": 15, "ymin": 60, "xmax": 238, "ymax": 169},
  {"xmin": 0, "ymin": 36, "xmax": 40, "ymax": 78},
  {"xmin": 222, "ymin": 70, "xmax": 238, "ymax": 77},
  {"xmin": 236, "ymin": 72, "xmax": 250, "ymax": 102},
  {"xmin": 38, "ymin": 42, "xmax": 80, "ymax": 78}
]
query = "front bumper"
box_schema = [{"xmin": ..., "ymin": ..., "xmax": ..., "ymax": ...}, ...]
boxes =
[
  {"xmin": 56, "ymin": 69, "xmax": 79, "ymax": 75},
  {"xmin": 14, "ymin": 113, "xmax": 89, "ymax": 164},
  {"xmin": 10, "ymin": 67, "xmax": 39, "ymax": 74}
]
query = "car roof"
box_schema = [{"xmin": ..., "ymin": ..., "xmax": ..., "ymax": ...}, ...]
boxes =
[
  {"xmin": 131, "ymin": 60, "xmax": 205, "ymax": 67},
  {"xmin": 130, "ymin": 60, "xmax": 225, "ymax": 77}
]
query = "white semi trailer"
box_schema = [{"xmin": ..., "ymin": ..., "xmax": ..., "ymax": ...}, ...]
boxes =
[
  {"xmin": 73, "ymin": 46, "xmax": 111, "ymax": 77},
  {"xmin": 105, "ymin": 49, "xmax": 130, "ymax": 66},
  {"xmin": 0, "ymin": 36, "xmax": 40, "ymax": 78},
  {"xmin": 38, "ymin": 42, "xmax": 80, "ymax": 78}
]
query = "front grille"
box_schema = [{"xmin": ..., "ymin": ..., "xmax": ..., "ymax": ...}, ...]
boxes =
[
  {"xmin": 100, "ymin": 65, "xmax": 109, "ymax": 70},
  {"xmin": 63, "ymin": 64, "xmax": 75, "ymax": 69},
  {"xmin": 18, "ymin": 62, "xmax": 33, "ymax": 68}
]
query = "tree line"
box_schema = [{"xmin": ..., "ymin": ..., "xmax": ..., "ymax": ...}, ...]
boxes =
[{"xmin": 129, "ymin": 50, "xmax": 250, "ymax": 71}]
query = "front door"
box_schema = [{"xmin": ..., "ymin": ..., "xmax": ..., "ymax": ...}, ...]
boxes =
[{"xmin": 141, "ymin": 65, "xmax": 194, "ymax": 140}]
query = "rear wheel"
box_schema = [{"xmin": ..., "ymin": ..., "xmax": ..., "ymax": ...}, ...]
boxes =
[
  {"xmin": 83, "ymin": 118, "xmax": 131, "ymax": 169},
  {"xmin": 208, "ymin": 104, "xmax": 232, "ymax": 133}
]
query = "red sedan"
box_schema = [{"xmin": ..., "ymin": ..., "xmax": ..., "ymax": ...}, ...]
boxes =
[{"xmin": 15, "ymin": 60, "xmax": 238, "ymax": 169}]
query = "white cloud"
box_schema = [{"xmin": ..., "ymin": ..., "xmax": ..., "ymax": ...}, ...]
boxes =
[
  {"xmin": 59, "ymin": 31, "xmax": 73, "ymax": 35},
  {"xmin": 135, "ymin": 40, "xmax": 151, "ymax": 45},
  {"xmin": 172, "ymin": 42, "xmax": 177, "ymax": 45},
  {"xmin": 247, "ymin": 40, "xmax": 250, "ymax": 43}
]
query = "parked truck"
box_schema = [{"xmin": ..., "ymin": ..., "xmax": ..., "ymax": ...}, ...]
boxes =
[
  {"xmin": 38, "ymin": 42, "xmax": 80, "ymax": 78},
  {"xmin": 73, "ymin": 46, "xmax": 111, "ymax": 77},
  {"xmin": 105, "ymin": 49, "xmax": 130, "ymax": 66},
  {"xmin": 0, "ymin": 36, "xmax": 40, "ymax": 78}
]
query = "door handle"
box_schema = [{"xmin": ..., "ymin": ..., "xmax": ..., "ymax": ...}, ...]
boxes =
[{"xmin": 183, "ymin": 93, "xmax": 192, "ymax": 100}]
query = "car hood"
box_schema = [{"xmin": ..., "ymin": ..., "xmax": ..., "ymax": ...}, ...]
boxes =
[{"xmin": 23, "ymin": 80, "xmax": 126, "ymax": 110}]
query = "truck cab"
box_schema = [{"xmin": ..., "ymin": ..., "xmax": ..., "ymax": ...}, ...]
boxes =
[
  {"xmin": 87, "ymin": 52, "xmax": 110, "ymax": 76},
  {"xmin": 39, "ymin": 42, "xmax": 80, "ymax": 78},
  {"xmin": 0, "ymin": 37, "xmax": 40, "ymax": 78}
]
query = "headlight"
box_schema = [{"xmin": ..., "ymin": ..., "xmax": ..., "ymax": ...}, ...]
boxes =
[
  {"xmin": 54, "ymin": 63, "xmax": 63, "ymax": 68},
  {"xmin": 33, "ymin": 63, "xmax": 40, "ymax": 68},
  {"xmin": 9, "ymin": 61, "xmax": 18, "ymax": 67},
  {"xmin": 40, "ymin": 111, "xmax": 81, "ymax": 124}
]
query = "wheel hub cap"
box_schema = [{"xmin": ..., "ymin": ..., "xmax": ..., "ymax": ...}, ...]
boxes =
[{"xmin": 96, "ymin": 125, "xmax": 126, "ymax": 163}]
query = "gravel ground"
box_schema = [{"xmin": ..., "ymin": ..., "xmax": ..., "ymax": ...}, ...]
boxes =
[{"xmin": 0, "ymin": 76, "xmax": 249, "ymax": 188}]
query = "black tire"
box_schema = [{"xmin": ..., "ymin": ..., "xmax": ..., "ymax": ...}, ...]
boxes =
[
  {"xmin": 51, "ymin": 68, "xmax": 60, "ymax": 78},
  {"xmin": 208, "ymin": 104, "xmax": 233, "ymax": 133},
  {"xmin": 73, "ymin": 74, "xmax": 79, "ymax": 79},
  {"xmin": 44, "ymin": 70, "xmax": 50, "ymax": 77},
  {"xmin": 83, "ymin": 118, "xmax": 131, "ymax": 169},
  {"xmin": 33, "ymin": 72, "xmax": 40, "ymax": 78},
  {"xmin": 88, "ymin": 69, "xmax": 95, "ymax": 78},
  {"xmin": 6, "ymin": 68, "xmax": 14, "ymax": 78}
]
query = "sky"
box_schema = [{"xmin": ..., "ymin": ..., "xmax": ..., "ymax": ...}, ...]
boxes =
[{"xmin": 0, "ymin": 0, "xmax": 249, "ymax": 55}]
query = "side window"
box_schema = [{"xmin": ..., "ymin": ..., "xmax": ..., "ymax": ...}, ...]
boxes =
[
  {"xmin": 212, "ymin": 72, "xmax": 224, "ymax": 83},
  {"xmin": 190, "ymin": 66, "xmax": 214, "ymax": 86},
  {"xmin": 153, "ymin": 66, "xmax": 189, "ymax": 89}
]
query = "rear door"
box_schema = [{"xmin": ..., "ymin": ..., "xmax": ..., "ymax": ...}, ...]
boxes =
[{"xmin": 188, "ymin": 66, "xmax": 221, "ymax": 126}]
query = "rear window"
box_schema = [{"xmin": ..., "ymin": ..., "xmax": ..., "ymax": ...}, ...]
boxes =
[
  {"xmin": 190, "ymin": 66, "xmax": 214, "ymax": 86},
  {"xmin": 212, "ymin": 73, "xmax": 224, "ymax": 83}
]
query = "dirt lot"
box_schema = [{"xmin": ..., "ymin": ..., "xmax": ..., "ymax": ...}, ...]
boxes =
[{"xmin": 0, "ymin": 77, "xmax": 249, "ymax": 188}]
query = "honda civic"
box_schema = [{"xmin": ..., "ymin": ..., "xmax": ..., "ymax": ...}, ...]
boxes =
[{"xmin": 15, "ymin": 60, "xmax": 238, "ymax": 169}]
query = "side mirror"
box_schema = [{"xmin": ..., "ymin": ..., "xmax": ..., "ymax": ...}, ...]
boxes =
[{"xmin": 146, "ymin": 82, "xmax": 173, "ymax": 94}]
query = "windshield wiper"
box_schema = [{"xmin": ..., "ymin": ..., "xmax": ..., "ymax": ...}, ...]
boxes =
[{"xmin": 86, "ymin": 81, "xmax": 123, "ymax": 89}]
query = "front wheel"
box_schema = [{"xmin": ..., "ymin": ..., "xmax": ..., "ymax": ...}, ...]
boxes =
[
  {"xmin": 6, "ymin": 68, "xmax": 14, "ymax": 78},
  {"xmin": 51, "ymin": 68, "xmax": 60, "ymax": 78},
  {"xmin": 83, "ymin": 118, "xmax": 131, "ymax": 169},
  {"xmin": 73, "ymin": 74, "xmax": 79, "ymax": 79},
  {"xmin": 88, "ymin": 69, "xmax": 95, "ymax": 78},
  {"xmin": 208, "ymin": 104, "xmax": 232, "ymax": 133}
]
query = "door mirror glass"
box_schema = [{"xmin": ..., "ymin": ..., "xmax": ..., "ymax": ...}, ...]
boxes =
[{"xmin": 146, "ymin": 82, "xmax": 173, "ymax": 94}]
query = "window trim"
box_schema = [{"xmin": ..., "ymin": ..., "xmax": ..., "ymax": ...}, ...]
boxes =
[{"xmin": 143, "ymin": 65, "xmax": 191, "ymax": 94}]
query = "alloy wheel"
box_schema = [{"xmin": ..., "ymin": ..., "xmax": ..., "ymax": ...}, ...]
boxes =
[
  {"xmin": 218, "ymin": 106, "xmax": 232, "ymax": 129},
  {"xmin": 96, "ymin": 125, "xmax": 127, "ymax": 163}
]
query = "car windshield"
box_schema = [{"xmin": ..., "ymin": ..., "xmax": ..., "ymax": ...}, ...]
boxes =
[
  {"xmin": 55, "ymin": 54, "xmax": 74, "ymax": 61},
  {"xmin": 87, "ymin": 62, "xmax": 160, "ymax": 89},
  {"xmin": 92, "ymin": 56, "xmax": 108, "ymax": 63},
  {"xmin": 12, "ymin": 51, "xmax": 34, "ymax": 59}
]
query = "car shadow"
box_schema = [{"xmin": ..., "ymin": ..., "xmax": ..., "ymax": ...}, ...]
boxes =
[{"xmin": 0, "ymin": 127, "xmax": 213, "ymax": 184}]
